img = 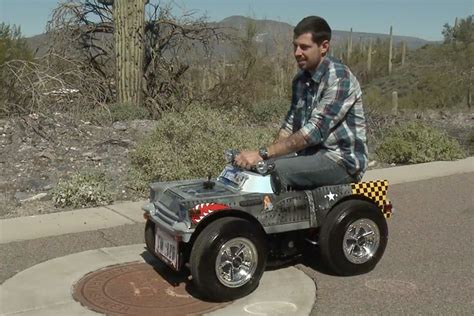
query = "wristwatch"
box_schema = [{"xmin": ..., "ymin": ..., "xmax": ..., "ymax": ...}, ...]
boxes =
[{"xmin": 258, "ymin": 147, "xmax": 269, "ymax": 160}]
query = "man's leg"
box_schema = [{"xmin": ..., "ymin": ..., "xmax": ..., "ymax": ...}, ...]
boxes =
[{"xmin": 274, "ymin": 152, "xmax": 356, "ymax": 190}]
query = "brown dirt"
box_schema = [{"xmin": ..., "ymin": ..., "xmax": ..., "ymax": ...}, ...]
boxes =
[{"xmin": 0, "ymin": 112, "xmax": 158, "ymax": 218}]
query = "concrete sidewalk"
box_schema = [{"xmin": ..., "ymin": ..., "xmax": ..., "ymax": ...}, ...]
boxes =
[
  {"xmin": 0, "ymin": 244, "xmax": 315, "ymax": 316},
  {"xmin": 2, "ymin": 156, "xmax": 473, "ymax": 244},
  {"xmin": 0, "ymin": 157, "xmax": 473, "ymax": 316}
]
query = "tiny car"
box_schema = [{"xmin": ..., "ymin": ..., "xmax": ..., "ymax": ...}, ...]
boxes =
[{"xmin": 142, "ymin": 150, "xmax": 393, "ymax": 302}]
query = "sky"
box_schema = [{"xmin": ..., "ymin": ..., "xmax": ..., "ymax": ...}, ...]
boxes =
[{"xmin": 0, "ymin": 0, "xmax": 473, "ymax": 41}]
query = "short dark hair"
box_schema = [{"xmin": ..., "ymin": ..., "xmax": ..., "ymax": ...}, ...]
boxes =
[{"xmin": 294, "ymin": 16, "xmax": 332, "ymax": 44}]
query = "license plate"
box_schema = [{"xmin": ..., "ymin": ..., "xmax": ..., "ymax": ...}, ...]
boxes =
[
  {"xmin": 220, "ymin": 166, "xmax": 247, "ymax": 187},
  {"xmin": 155, "ymin": 227, "xmax": 179, "ymax": 270}
]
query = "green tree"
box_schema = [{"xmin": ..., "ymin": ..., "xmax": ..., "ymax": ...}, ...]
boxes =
[
  {"xmin": 0, "ymin": 23, "xmax": 33, "ymax": 64},
  {"xmin": 442, "ymin": 15, "xmax": 474, "ymax": 44}
]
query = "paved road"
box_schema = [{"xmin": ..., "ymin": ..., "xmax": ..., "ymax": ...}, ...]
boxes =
[
  {"xmin": 300, "ymin": 172, "xmax": 474, "ymax": 315},
  {"xmin": 0, "ymin": 221, "xmax": 145, "ymax": 284},
  {"xmin": 1, "ymin": 172, "xmax": 473, "ymax": 314}
]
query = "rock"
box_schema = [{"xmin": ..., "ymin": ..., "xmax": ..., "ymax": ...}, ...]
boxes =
[
  {"xmin": 0, "ymin": 180, "xmax": 9, "ymax": 191},
  {"xmin": 36, "ymin": 150, "xmax": 55, "ymax": 161},
  {"xmin": 112, "ymin": 121, "xmax": 128, "ymax": 131},
  {"xmin": 129, "ymin": 119, "xmax": 159, "ymax": 132},
  {"xmin": 18, "ymin": 144, "xmax": 33, "ymax": 152},
  {"xmin": 15, "ymin": 192, "xmax": 50, "ymax": 203},
  {"xmin": 90, "ymin": 156, "xmax": 103, "ymax": 161},
  {"xmin": 368, "ymin": 160, "xmax": 377, "ymax": 167},
  {"xmin": 14, "ymin": 191, "xmax": 31, "ymax": 202},
  {"xmin": 98, "ymin": 139, "xmax": 135, "ymax": 148},
  {"xmin": 43, "ymin": 184, "xmax": 54, "ymax": 191},
  {"xmin": 26, "ymin": 178, "xmax": 50, "ymax": 191}
]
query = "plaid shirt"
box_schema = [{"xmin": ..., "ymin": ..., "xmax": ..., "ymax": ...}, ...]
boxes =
[{"xmin": 281, "ymin": 56, "xmax": 368, "ymax": 180}]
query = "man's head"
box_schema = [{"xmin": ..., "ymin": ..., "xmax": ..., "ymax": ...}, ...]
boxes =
[{"xmin": 293, "ymin": 16, "xmax": 331, "ymax": 72}]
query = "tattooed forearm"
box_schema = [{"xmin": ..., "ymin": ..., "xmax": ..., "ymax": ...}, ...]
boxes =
[
  {"xmin": 274, "ymin": 129, "xmax": 291, "ymax": 143},
  {"xmin": 268, "ymin": 131, "xmax": 308, "ymax": 158}
]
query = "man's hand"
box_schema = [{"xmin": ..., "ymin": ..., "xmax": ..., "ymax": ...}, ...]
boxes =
[
  {"xmin": 234, "ymin": 131, "xmax": 308, "ymax": 170},
  {"xmin": 235, "ymin": 150, "xmax": 262, "ymax": 170}
]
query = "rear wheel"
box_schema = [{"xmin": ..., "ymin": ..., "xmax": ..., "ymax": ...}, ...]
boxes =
[
  {"xmin": 319, "ymin": 200, "xmax": 388, "ymax": 275},
  {"xmin": 190, "ymin": 217, "xmax": 267, "ymax": 302}
]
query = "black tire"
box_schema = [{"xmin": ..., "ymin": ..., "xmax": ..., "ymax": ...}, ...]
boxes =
[
  {"xmin": 190, "ymin": 217, "xmax": 267, "ymax": 302},
  {"xmin": 319, "ymin": 199, "xmax": 388, "ymax": 276},
  {"xmin": 144, "ymin": 220, "xmax": 159, "ymax": 259}
]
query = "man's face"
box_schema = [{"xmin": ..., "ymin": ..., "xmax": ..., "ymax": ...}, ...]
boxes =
[{"xmin": 293, "ymin": 32, "xmax": 329, "ymax": 72}]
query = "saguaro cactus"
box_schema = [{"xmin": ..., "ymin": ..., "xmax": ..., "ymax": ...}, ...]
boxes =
[
  {"xmin": 367, "ymin": 39, "xmax": 372, "ymax": 73},
  {"xmin": 388, "ymin": 26, "xmax": 393, "ymax": 75},
  {"xmin": 114, "ymin": 0, "xmax": 146, "ymax": 105},
  {"xmin": 401, "ymin": 41, "xmax": 406, "ymax": 66},
  {"xmin": 99, "ymin": 0, "xmax": 146, "ymax": 105},
  {"xmin": 347, "ymin": 28, "xmax": 353, "ymax": 63},
  {"xmin": 391, "ymin": 91, "xmax": 398, "ymax": 115}
]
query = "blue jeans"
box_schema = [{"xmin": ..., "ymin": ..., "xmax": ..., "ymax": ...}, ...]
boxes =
[{"xmin": 274, "ymin": 151, "xmax": 357, "ymax": 191}]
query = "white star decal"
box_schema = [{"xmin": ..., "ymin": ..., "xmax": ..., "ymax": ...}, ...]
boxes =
[{"xmin": 324, "ymin": 191, "xmax": 338, "ymax": 201}]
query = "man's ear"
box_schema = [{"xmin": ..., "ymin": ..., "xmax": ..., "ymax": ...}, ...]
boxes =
[{"xmin": 320, "ymin": 40, "xmax": 330, "ymax": 55}]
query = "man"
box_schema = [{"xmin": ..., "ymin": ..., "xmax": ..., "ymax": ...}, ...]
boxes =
[{"xmin": 235, "ymin": 16, "xmax": 368, "ymax": 190}]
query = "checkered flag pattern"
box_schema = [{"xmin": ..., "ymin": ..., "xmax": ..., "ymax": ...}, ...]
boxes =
[{"xmin": 351, "ymin": 180, "xmax": 391, "ymax": 218}]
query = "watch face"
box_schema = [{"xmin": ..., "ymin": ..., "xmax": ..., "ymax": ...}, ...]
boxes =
[{"xmin": 259, "ymin": 147, "xmax": 268, "ymax": 160}]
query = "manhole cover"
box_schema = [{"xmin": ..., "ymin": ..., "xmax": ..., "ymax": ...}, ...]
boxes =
[
  {"xmin": 365, "ymin": 278, "xmax": 417, "ymax": 294},
  {"xmin": 73, "ymin": 262, "xmax": 227, "ymax": 315}
]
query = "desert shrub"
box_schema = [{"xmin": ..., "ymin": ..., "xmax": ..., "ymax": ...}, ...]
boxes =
[
  {"xmin": 106, "ymin": 103, "xmax": 150, "ymax": 121},
  {"xmin": 0, "ymin": 23, "xmax": 34, "ymax": 116},
  {"xmin": 376, "ymin": 122, "xmax": 465, "ymax": 164},
  {"xmin": 468, "ymin": 129, "xmax": 474, "ymax": 155},
  {"xmin": 363, "ymin": 86, "xmax": 390, "ymax": 110},
  {"xmin": 246, "ymin": 98, "xmax": 289, "ymax": 125},
  {"xmin": 129, "ymin": 105, "xmax": 275, "ymax": 192},
  {"xmin": 53, "ymin": 171, "xmax": 113, "ymax": 208}
]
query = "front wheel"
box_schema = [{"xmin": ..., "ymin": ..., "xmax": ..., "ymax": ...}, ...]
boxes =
[
  {"xmin": 144, "ymin": 220, "xmax": 160, "ymax": 259},
  {"xmin": 319, "ymin": 199, "xmax": 388, "ymax": 276},
  {"xmin": 190, "ymin": 217, "xmax": 267, "ymax": 302}
]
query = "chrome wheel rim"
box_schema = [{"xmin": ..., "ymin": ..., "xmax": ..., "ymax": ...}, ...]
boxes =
[
  {"xmin": 343, "ymin": 218, "xmax": 380, "ymax": 264},
  {"xmin": 215, "ymin": 237, "xmax": 258, "ymax": 288}
]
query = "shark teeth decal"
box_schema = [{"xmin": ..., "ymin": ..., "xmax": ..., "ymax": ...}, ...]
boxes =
[{"xmin": 191, "ymin": 203, "xmax": 228, "ymax": 223}]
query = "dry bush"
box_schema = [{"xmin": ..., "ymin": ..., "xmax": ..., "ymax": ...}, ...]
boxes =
[
  {"xmin": 46, "ymin": 0, "xmax": 225, "ymax": 117},
  {"xmin": 202, "ymin": 19, "xmax": 294, "ymax": 112},
  {"xmin": 0, "ymin": 54, "xmax": 111, "ymax": 117}
]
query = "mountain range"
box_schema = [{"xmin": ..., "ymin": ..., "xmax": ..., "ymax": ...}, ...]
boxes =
[{"xmin": 26, "ymin": 15, "xmax": 434, "ymax": 57}]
